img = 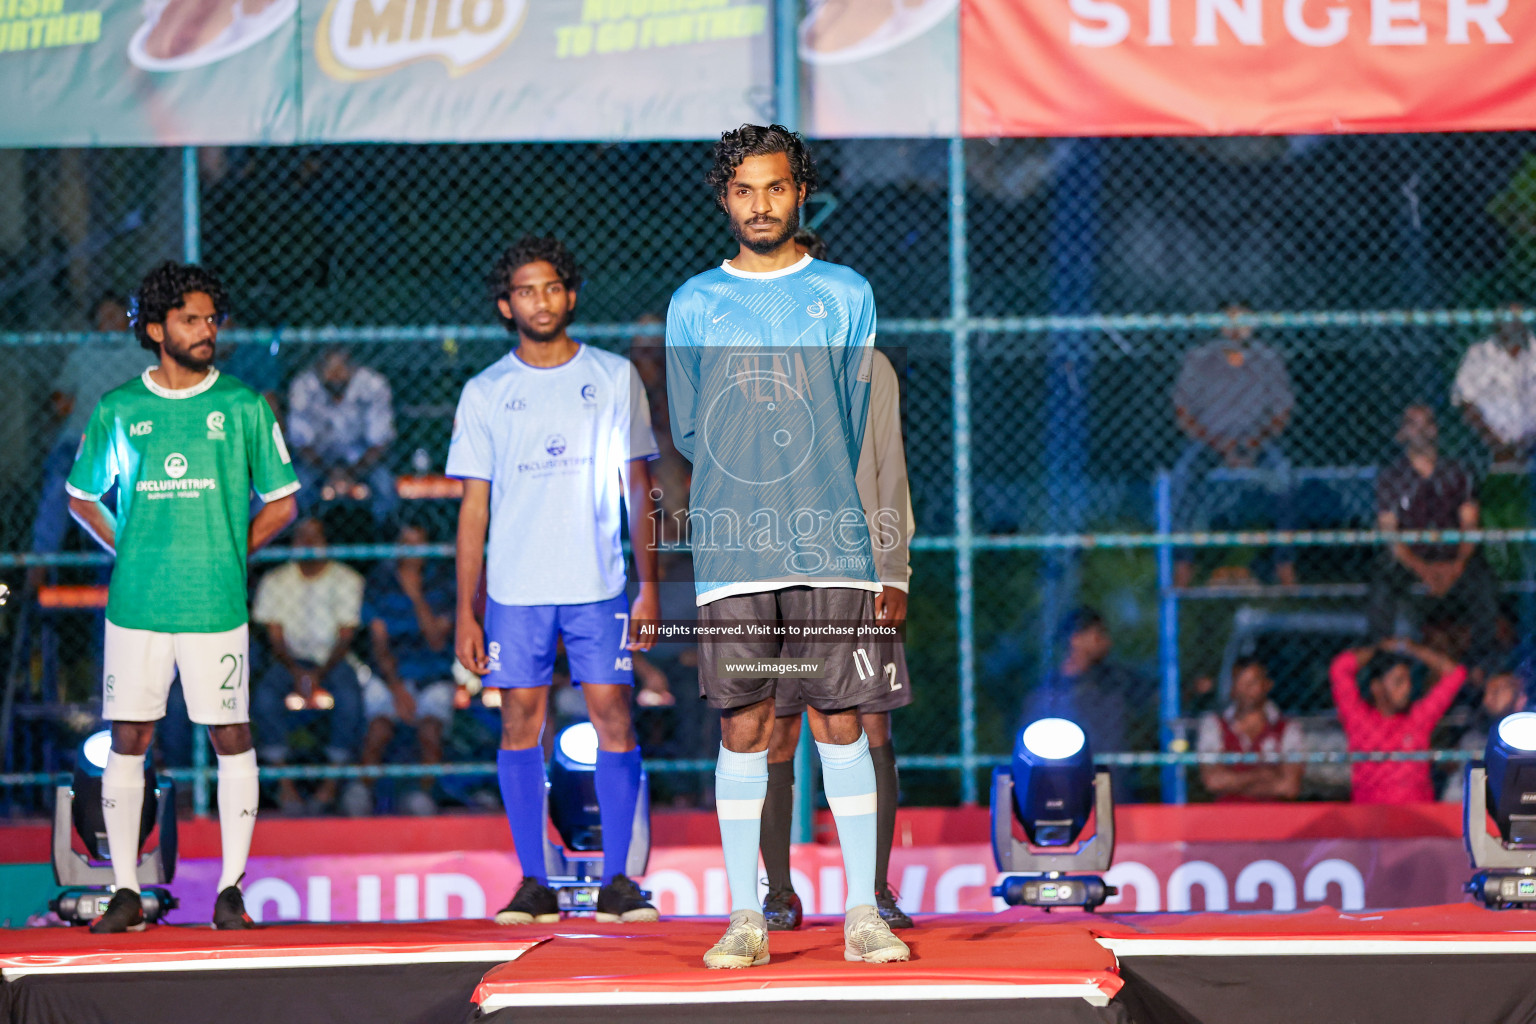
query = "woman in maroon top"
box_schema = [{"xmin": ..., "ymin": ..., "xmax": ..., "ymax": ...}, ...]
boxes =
[{"xmin": 1329, "ymin": 639, "xmax": 1466, "ymax": 804}]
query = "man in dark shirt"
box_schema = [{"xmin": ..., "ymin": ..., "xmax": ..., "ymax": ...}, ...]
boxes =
[
  {"xmin": 1022, "ymin": 607, "xmax": 1148, "ymax": 801},
  {"xmin": 1169, "ymin": 302, "xmax": 1297, "ymax": 587},
  {"xmin": 345, "ymin": 522, "xmax": 458, "ymax": 816},
  {"xmin": 1368, "ymin": 405, "xmax": 1499, "ymax": 669}
]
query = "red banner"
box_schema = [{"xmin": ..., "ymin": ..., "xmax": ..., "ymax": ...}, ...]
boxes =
[{"xmin": 962, "ymin": 0, "xmax": 1536, "ymax": 136}]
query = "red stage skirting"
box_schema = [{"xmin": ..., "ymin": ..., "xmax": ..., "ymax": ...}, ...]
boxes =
[{"xmin": 6, "ymin": 905, "xmax": 1536, "ymax": 1024}]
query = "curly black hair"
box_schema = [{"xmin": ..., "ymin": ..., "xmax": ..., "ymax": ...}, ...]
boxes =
[
  {"xmin": 706, "ymin": 124, "xmax": 819, "ymax": 207},
  {"xmin": 128, "ymin": 262, "xmax": 229, "ymax": 353},
  {"xmin": 488, "ymin": 235, "xmax": 582, "ymax": 328}
]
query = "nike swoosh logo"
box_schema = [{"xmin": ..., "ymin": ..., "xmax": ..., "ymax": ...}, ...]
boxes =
[{"xmin": 713, "ymin": 312, "xmax": 730, "ymax": 323}]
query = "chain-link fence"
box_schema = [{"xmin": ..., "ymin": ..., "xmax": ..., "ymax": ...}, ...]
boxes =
[{"xmin": 4, "ymin": 132, "xmax": 1536, "ymax": 814}]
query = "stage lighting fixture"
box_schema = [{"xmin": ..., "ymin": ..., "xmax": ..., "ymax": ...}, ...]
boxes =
[
  {"xmin": 51, "ymin": 730, "xmax": 178, "ymax": 926},
  {"xmin": 991, "ymin": 717, "xmax": 1117, "ymax": 911},
  {"xmin": 1466, "ymin": 711, "xmax": 1536, "ymax": 908},
  {"xmin": 542, "ymin": 722, "xmax": 652, "ymax": 914}
]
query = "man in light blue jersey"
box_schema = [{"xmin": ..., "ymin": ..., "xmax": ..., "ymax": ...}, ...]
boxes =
[
  {"xmin": 449, "ymin": 236, "xmax": 662, "ymax": 926},
  {"xmin": 666, "ymin": 125, "xmax": 910, "ymax": 968}
]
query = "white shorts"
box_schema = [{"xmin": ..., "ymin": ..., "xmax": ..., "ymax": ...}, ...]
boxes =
[
  {"xmin": 362, "ymin": 677, "xmax": 456, "ymax": 725},
  {"xmin": 103, "ymin": 621, "xmax": 250, "ymax": 726}
]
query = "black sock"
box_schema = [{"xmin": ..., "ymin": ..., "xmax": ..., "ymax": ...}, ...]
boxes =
[
  {"xmin": 760, "ymin": 760, "xmax": 795, "ymax": 894},
  {"xmin": 870, "ymin": 742, "xmax": 898, "ymax": 893}
]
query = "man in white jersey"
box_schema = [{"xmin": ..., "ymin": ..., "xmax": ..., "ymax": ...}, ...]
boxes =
[
  {"xmin": 66, "ymin": 262, "xmax": 299, "ymax": 932},
  {"xmin": 450, "ymin": 236, "xmax": 663, "ymax": 925}
]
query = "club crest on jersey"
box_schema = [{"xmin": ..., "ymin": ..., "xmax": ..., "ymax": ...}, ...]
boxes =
[
  {"xmin": 206, "ymin": 410, "xmax": 226, "ymax": 440},
  {"xmin": 806, "ymin": 301, "xmax": 827, "ymax": 319},
  {"xmin": 580, "ymin": 383, "xmax": 597, "ymax": 404},
  {"xmin": 129, "ymin": 420, "xmax": 153, "ymax": 437}
]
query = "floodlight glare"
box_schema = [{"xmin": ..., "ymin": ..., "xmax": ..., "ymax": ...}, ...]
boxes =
[
  {"xmin": 80, "ymin": 730, "xmax": 112, "ymax": 773},
  {"xmin": 1496, "ymin": 712, "xmax": 1536, "ymax": 753},
  {"xmin": 557, "ymin": 722, "xmax": 600, "ymax": 767},
  {"xmin": 1021, "ymin": 719, "xmax": 1087, "ymax": 761}
]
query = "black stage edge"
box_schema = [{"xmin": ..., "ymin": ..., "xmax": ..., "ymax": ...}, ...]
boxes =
[
  {"xmin": 2, "ymin": 961, "xmax": 490, "ymax": 1024},
  {"xmin": 470, "ymin": 1001, "xmax": 1137, "ymax": 1024},
  {"xmin": 1115, "ymin": 955, "xmax": 1536, "ymax": 1024}
]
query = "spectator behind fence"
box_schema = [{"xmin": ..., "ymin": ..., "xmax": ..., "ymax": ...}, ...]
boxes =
[
  {"xmin": 345, "ymin": 521, "xmax": 458, "ymax": 818},
  {"xmin": 1329, "ymin": 639, "xmax": 1467, "ymax": 804},
  {"xmin": 30, "ymin": 295, "xmax": 152, "ymax": 586},
  {"xmin": 1442, "ymin": 659, "xmax": 1531, "ymax": 801},
  {"xmin": 1368, "ymin": 404, "xmax": 1499, "ymax": 669},
  {"xmin": 1022, "ymin": 607, "xmax": 1145, "ymax": 801},
  {"xmin": 1196, "ymin": 656, "xmax": 1303, "ymax": 802},
  {"xmin": 1452, "ymin": 303, "xmax": 1536, "ymax": 467},
  {"xmin": 1170, "ymin": 302, "xmax": 1296, "ymax": 588},
  {"xmin": 251, "ymin": 516, "xmax": 365, "ymax": 814},
  {"xmin": 287, "ymin": 347, "xmax": 397, "ymax": 528}
]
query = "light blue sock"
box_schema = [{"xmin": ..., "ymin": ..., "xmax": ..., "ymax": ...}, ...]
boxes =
[
  {"xmin": 817, "ymin": 734, "xmax": 878, "ymax": 911},
  {"xmin": 715, "ymin": 745, "xmax": 768, "ymax": 914}
]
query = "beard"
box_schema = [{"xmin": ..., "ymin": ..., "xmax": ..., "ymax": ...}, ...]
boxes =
[
  {"xmin": 730, "ymin": 206, "xmax": 800, "ymax": 256},
  {"xmin": 514, "ymin": 307, "xmax": 574, "ymax": 344},
  {"xmin": 162, "ymin": 337, "xmax": 214, "ymax": 372}
]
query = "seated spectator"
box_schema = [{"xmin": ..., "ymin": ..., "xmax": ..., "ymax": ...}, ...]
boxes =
[
  {"xmin": 287, "ymin": 347, "xmax": 397, "ymax": 528},
  {"xmin": 1442, "ymin": 659, "xmax": 1532, "ymax": 801},
  {"xmin": 346, "ymin": 522, "xmax": 456, "ymax": 817},
  {"xmin": 251, "ymin": 516, "xmax": 365, "ymax": 814},
  {"xmin": 1453, "ymin": 303, "xmax": 1536, "ymax": 467},
  {"xmin": 1367, "ymin": 405, "xmax": 1499, "ymax": 669},
  {"xmin": 30, "ymin": 295, "xmax": 150, "ymax": 589},
  {"xmin": 1170, "ymin": 301, "xmax": 1296, "ymax": 588},
  {"xmin": 1196, "ymin": 656, "xmax": 1303, "ymax": 801},
  {"xmin": 1023, "ymin": 607, "xmax": 1148, "ymax": 801},
  {"xmin": 1329, "ymin": 639, "xmax": 1467, "ymax": 804}
]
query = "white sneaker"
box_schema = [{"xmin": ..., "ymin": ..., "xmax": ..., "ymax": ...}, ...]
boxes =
[
  {"xmin": 844, "ymin": 904, "xmax": 910, "ymax": 963},
  {"xmin": 703, "ymin": 909, "xmax": 770, "ymax": 969},
  {"xmin": 400, "ymin": 789, "xmax": 437, "ymax": 817}
]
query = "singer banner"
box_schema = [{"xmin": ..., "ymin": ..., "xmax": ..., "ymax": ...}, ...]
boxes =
[{"xmin": 962, "ymin": 0, "xmax": 1536, "ymax": 137}]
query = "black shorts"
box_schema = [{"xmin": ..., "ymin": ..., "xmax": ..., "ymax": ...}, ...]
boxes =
[
  {"xmin": 696, "ymin": 586, "xmax": 886, "ymax": 711},
  {"xmin": 776, "ymin": 638, "xmax": 911, "ymax": 717}
]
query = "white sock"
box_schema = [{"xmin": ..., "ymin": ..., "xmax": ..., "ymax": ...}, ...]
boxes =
[
  {"xmin": 101, "ymin": 751, "xmax": 146, "ymax": 893},
  {"xmin": 216, "ymin": 750, "xmax": 260, "ymax": 892}
]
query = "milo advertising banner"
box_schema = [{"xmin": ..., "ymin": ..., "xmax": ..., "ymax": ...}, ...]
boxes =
[
  {"xmin": 302, "ymin": 0, "xmax": 772, "ymax": 141},
  {"xmin": 1, "ymin": 0, "xmax": 771, "ymax": 146},
  {"xmin": 2, "ymin": 0, "xmax": 301, "ymax": 146}
]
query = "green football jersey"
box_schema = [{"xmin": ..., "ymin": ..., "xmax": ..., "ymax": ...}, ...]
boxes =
[{"xmin": 66, "ymin": 368, "xmax": 300, "ymax": 633}]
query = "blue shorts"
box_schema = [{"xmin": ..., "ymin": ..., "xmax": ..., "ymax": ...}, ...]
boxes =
[{"xmin": 483, "ymin": 593, "xmax": 634, "ymax": 688}]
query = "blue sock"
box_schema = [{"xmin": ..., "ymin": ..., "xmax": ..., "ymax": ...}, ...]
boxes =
[
  {"xmin": 817, "ymin": 734, "xmax": 878, "ymax": 911},
  {"xmin": 715, "ymin": 745, "xmax": 768, "ymax": 914},
  {"xmin": 596, "ymin": 748, "xmax": 643, "ymax": 883},
  {"xmin": 497, "ymin": 747, "xmax": 548, "ymax": 885}
]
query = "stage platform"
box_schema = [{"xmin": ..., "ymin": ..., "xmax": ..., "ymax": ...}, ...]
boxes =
[{"xmin": 3, "ymin": 905, "xmax": 1536, "ymax": 1024}]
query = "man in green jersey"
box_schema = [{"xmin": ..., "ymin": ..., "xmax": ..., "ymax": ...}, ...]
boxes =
[{"xmin": 65, "ymin": 262, "xmax": 300, "ymax": 933}]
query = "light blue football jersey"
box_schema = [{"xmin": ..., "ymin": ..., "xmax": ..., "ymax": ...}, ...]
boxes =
[
  {"xmin": 446, "ymin": 344, "xmax": 658, "ymax": 607},
  {"xmin": 665, "ymin": 255, "xmax": 879, "ymax": 605}
]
